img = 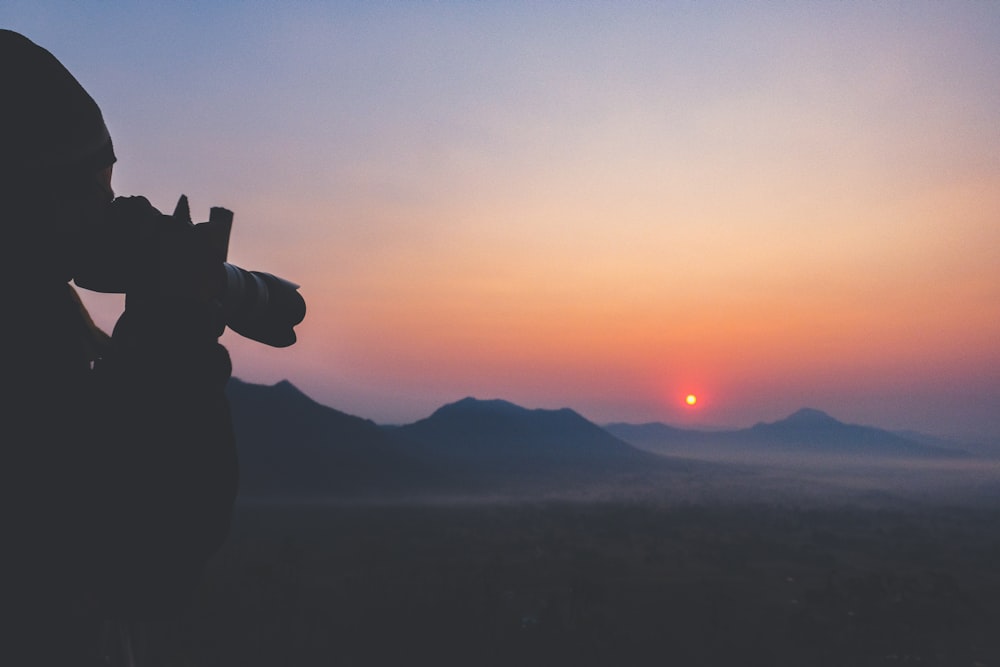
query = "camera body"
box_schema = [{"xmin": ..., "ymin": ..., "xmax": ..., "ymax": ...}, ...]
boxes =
[{"xmin": 74, "ymin": 195, "xmax": 305, "ymax": 347}]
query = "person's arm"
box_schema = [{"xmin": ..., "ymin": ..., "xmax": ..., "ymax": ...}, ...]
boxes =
[{"xmin": 90, "ymin": 201, "xmax": 239, "ymax": 615}]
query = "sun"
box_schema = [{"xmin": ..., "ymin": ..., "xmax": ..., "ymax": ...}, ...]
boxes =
[{"xmin": 685, "ymin": 394, "xmax": 697, "ymax": 406}]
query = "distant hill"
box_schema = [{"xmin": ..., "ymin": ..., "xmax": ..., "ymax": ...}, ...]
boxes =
[
  {"xmin": 392, "ymin": 397, "xmax": 680, "ymax": 491},
  {"xmin": 226, "ymin": 378, "xmax": 451, "ymax": 499},
  {"xmin": 745, "ymin": 408, "xmax": 963, "ymax": 457},
  {"xmin": 226, "ymin": 381, "xmax": 684, "ymax": 499},
  {"xmin": 226, "ymin": 380, "xmax": 975, "ymax": 502},
  {"xmin": 396, "ymin": 397, "xmax": 648, "ymax": 463},
  {"xmin": 606, "ymin": 408, "xmax": 968, "ymax": 460}
]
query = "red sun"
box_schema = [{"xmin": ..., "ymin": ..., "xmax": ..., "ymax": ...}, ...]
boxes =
[{"xmin": 685, "ymin": 394, "xmax": 697, "ymax": 407}]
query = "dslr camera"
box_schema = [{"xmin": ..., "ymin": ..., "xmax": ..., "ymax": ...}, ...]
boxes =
[{"xmin": 74, "ymin": 194, "xmax": 306, "ymax": 348}]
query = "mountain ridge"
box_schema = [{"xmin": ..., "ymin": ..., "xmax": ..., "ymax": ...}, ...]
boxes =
[
  {"xmin": 225, "ymin": 378, "xmax": 975, "ymax": 501},
  {"xmin": 229, "ymin": 379, "xmax": 966, "ymax": 444},
  {"xmin": 607, "ymin": 409, "xmax": 969, "ymax": 460},
  {"xmin": 226, "ymin": 378, "xmax": 680, "ymax": 499}
]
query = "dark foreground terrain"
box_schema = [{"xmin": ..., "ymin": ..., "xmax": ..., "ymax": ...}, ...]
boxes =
[{"xmin": 163, "ymin": 498, "xmax": 1000, "ymax": 667}]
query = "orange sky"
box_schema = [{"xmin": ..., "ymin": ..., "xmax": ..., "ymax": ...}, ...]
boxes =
[{"xmin": 8, "ymin": 2, "xmax": 999, "ymax": 438}]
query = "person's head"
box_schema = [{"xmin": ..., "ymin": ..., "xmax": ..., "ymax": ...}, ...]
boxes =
[{"xmin": 0, "ymin": 30, "xmax": 117, "ymax": 279}]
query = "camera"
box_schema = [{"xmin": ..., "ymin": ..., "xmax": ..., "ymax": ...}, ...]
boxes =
[{"xmin": 74, "ymin": 195, "xmax": 306, "ymax": 348}]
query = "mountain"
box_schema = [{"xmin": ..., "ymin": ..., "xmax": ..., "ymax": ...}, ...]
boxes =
[
  {"xmin": 225, "ymin": 382, "xmax": 682, "ymax": 499},
  {"xmin": 606, "ymin": 408, "xmax": 968, "ymax": 460},
  {"xmin": 745, "ymin": 408, "xmax": 959, "ymax": 456},
  {"xmin": 393, "ymin": 397, "xmax": 673, "ymax": 487},
  {"xmin": 397, "ymin": 397, "xmax": 645, "ymax": 461},
  {"xmin": 225, "ymin": 380, "xmax": 970, "ymax": 502},
  {"xmin": 226, "ymin": 378, "xmax": 449, "ymax": 499}
]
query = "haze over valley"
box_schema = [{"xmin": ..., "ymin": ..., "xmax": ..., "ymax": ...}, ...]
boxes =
[
  {"xmin": 169, "ymin": 378, "xmax": 1000, "ymax": 667},
  {"xmin": 226, "ymin": 378, "xmax": 1000, "ymax": 508}
]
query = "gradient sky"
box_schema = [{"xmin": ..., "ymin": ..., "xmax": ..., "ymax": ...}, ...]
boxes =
[{"xmin": 4, "ymin": 2, "xmax": 998, "ymax": 439}]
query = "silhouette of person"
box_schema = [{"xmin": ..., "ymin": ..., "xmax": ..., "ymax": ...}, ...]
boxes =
[{"xmin": 1, "ymin": 30, "xmax": 238, "ymax": 665}]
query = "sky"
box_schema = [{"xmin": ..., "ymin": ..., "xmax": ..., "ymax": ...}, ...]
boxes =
[{"xmin": 4, "ymin": 2, "xmax": 999, "ymax": 439}]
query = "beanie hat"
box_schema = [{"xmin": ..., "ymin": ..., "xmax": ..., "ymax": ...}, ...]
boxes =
[{"xmin": 0, "ymin": 30, "xmax": 116, "ymax": 179}]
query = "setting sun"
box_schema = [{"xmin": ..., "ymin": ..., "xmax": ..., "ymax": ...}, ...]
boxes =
[{"xmin": 685, "ymin": 394, "xmax": 698, "ymax": 406}]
